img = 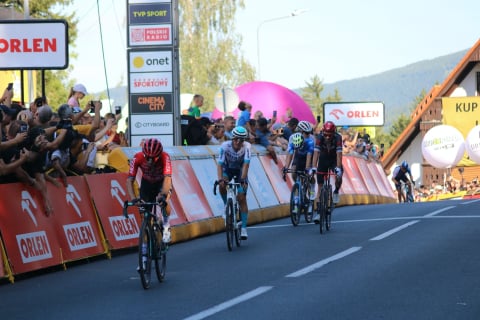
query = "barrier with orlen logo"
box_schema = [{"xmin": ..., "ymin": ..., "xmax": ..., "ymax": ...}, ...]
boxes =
[
  {"xmin": 0, "ymin": 183, "xmax": 63, "ymax": 274},
  {"xmin": 48, "ymin": 176, "xmax": 107, "ymax": 262}
]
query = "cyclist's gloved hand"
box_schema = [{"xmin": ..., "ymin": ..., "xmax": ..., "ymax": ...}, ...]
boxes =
[
  {"xmin": 282, "ymin": 167, "xmax": 288, "ymax": 174},
  {"xmin": 334, "ymin": 167, "xmax": 343, "ymax": 177},
  {"xmin": 308, "ymin": 167, "xmax": 317, "ymax": 175},
  {"xmin": 239, "ymin": 178, "xmax": 248, "ymax": 188},
  {"xmin": 157, "ymin": 194, "xmax": 167, "ymax": 204}
]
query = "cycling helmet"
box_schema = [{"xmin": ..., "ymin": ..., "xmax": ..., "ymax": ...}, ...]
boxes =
[
  {"xmin": 401, "ymin": 160, "xmax": 409, "ymax": 170},
  {"xmin": 290, "ymin": 132, "xmax": 304, "ymax": 149},
  {"xmin": 296, "ymin": 120, "xmax": 313, "ymax": 133},
  {"xmin": 322, "ymin": 121, "xmax": 336, "ymax": 134},
  {"xmin": 232, "ymin": 126, "xmax": 248, "ymax": 139},
  {"xmin": 143, "ymin": 138, "xmax": 163, "ymax": 158}
]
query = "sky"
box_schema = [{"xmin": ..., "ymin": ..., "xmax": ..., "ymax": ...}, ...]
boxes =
[{"xmin": 68, "ymin": 0, "xmax": 480, "ymax": 95}]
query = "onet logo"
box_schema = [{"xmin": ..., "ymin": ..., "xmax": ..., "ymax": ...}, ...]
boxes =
[
  {"xmin": 66, "ymin": 184, "xmax": 82, "ymax": 218},
  {"xmin": 329, "ymin": 109, "xmax": 345, "ymax": 120},
  {"xmin": 111, "ymin": 180, "xmax": 127, "ymax": 207},
  {"xmin": 21, "ymin": 191, "xmax": 38, "ymax": 227}
]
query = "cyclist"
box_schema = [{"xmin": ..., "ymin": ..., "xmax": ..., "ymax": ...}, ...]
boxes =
[
  {"xmin": 391, "ymin": 160, "xmax": 414, "ymax": 203},
  {"xmin": 217, "ymin": 126, "xmax": 251, "ymax": 240},
  {"xmin": 126, "ymin": 138, "xmax": 172, "ymax": 243},
  {"xmin": 311, "ymin": 121, "xmax": 343, "ymax": 223},
  {"xmin": 282, "ymin": 121, "xmax": 316, "ymax": 205}
]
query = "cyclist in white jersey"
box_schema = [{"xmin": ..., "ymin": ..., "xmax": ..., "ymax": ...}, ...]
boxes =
[{"xmin": 217, "ymin": 126, "xmax": 251, "ymax": 239}]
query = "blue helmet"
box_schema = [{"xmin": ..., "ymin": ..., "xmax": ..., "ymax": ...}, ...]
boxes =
[
  {"xmin": 232, "ymin": 126, "xmax": 248, "ymax": 139},
  {"xmin": 401, "ymin": 160, "xmax": 409, "ymax": 170}
]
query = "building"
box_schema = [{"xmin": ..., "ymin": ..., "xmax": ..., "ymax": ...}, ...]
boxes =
[{"xmin": 382, "ymin": 38, "xmax": 480, "ymax": 189}]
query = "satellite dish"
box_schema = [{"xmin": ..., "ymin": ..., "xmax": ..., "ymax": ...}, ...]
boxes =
[{"xmin": 214, "ymin": 87, "xmax": 239, "ymax": 115}]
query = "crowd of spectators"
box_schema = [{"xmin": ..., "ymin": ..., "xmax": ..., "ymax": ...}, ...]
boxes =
[{"xmin": 0, "ymin": 83, "xmax": 128, "ymax": 215}]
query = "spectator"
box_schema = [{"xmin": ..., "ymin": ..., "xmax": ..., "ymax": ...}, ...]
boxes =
[
  {"xmin": 354, "ymin": 137, "xmax": 368, "ymax": 160},
  {"xmin": 282, "ymin": 117, "xmax": 299, "ymax": 141},
  {"xmin": 236, "ymin": 101, "xmax": 253, "ymax": 135},
  {"xmin": 223, "ymin": 115, "xmax": 236, "ymax": 140},
  {"xmin": 67, "ymin": 83, "xmax": 88, "ymax": 113},
  {"xmin": 254, "ymin": 117, "xmax": 278, "ymax": 164},
  {"xmin": 187, "ymin": 94, "xmax": 203, "ymax": 119}
]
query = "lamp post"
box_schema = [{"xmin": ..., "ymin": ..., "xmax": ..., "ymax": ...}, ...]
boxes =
[{"xmin": 256, "ymin": 9, "xmax": 308, "ymax": 80}]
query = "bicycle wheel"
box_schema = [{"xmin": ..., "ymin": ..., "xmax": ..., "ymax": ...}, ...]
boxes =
[
  {"xmin": 303, "ymin": 182, "xmax": 314, "ymax": 223},
  {"xmin": 138, "ymin": 220, "xmax": 152, "ymax": 289},
  {"xmin": 225, "ymin": 198, "xmax": 234, "ymax": 251},
  {"xmin": 153, "ymin": 223, "xmax": 166, "ymax": 282},
  {"xmin": 326, "ymin": 185, "xmax": 332, "ymax": 231},
  {"xmin": 319, "ymin": 187, "xmax": 328, "ymax": 234},
  {"xmin": 289, "ymin": 183, "xmax": 301, "ymax": 226},
  {"xmin": 234, "ymin": 210, "xmax": 242, "ymax": 247}
]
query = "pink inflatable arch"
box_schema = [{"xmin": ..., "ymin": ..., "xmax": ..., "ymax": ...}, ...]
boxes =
[{"xmin": 211, "ymin": 81, "xmax": 315, "ymax": 124}]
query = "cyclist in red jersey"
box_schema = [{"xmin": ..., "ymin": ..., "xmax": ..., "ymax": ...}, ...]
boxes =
[{"xmin": 127, "ymin": 138, "xmax": 173, "ymax": 243}]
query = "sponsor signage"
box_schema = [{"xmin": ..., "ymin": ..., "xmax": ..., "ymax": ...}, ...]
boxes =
[
  {"xmin": 128, "ymin": 24, "xmax": 172, "ymax": 46},
  {"xmin": 129, "ymin": 71, "xmax": 172, "ymax": 93},
  {"xmin": 130, "ymin": 113, "xmax": 173, "ymax": 135},
  {"xmin": 131, "ymin": 134, "xmax": 173, "ymax": 147},
  {"xmin": 129, "ymin": 50, "xmax": 172, "ymax": 72},
  {"xmin": 0, "ymin": 20, "xmax": 68, "ymax": 69},
  {"xmin": 323, "ymin": 102, "xmax": 385, "ymax": 126},
  {"xmin": 130, "ymin": 93, "xmax": 172, "ymax": 113},
  {"xmin": 129, "ymin": 3, "xmax": 172, "ymax": 25}
]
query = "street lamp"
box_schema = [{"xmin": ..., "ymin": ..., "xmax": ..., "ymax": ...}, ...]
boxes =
[{"xmin": 256, "ymin": 9, "xmax": 308, "ymax": 80}]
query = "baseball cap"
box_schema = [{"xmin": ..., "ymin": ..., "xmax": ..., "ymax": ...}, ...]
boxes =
[
  {"xmin": 73, "ymin": 83, "xmax": 88, "ymax": 95},
  {"xmin": 0, "ymin": 104, "xmax": 16, "ymax": 117}
]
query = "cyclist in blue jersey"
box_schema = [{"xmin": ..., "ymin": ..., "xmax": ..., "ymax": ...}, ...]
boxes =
[
  {"xmin": 391, "ymin": 160, "xmax": 414, "ymax": 203},
  {"xmin": 282, "ymin": 121, "xmax": 316, "ymax": 202},
  {"xmin": 217, "ymin": 126, "xmax": 252, "ymax": 239}
]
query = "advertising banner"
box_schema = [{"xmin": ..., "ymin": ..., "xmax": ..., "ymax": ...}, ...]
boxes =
[
  {"xmin": 370, "ymin": 162, "xmax": 396, "ymax": 198},
  {"xmin": 0, "ymin": 183, "xmax": 63, "ymax": 275},
  {"xmin": 323, "ymin": 102, "xmax": 384, "ymax": 126},
  {"xmin": 48, "ymin": 176, "xmax": 107, "ymax": 262}
]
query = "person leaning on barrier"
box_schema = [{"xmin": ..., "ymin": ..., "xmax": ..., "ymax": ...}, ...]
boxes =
[
  {"xmin": 216, "ymin": 126, "xmax": 252, "ymax": 240},
  {"xmin": 311, "ymin": 121, "xmax": 344, "ymax": 223},
  {"xmin": 126, "ymin": 138, "xmax": 173, "ymax": 244}
]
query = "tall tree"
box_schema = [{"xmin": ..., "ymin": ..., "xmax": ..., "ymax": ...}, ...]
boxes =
[
  {"xmin": 179, "ymin": 0, "xmax": 256, "ymax": 112},
  {"xmin": 301, "ymin": 75, "xmax": 341, "ymax": 119}
]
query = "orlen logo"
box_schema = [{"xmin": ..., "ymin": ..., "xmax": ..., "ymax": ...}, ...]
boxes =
[
  {"xmin": 329, "ymin": 109, "xmax": 345, "ymax": 120},
  {"xmin": 16, "ymin": 191, "xmax": 52, "ymax": 263},
  {"xmin": 108, "ymin": 180, "xmax": 140, "ymax": 240},
  {"xmin": 63, "ymin": 184, "xmax": 97, "ymax": 251}
]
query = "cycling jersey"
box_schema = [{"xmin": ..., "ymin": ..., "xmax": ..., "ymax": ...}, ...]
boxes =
[
  {"xmin": 218, "ymin": 140, "xmax": 251, "ymax": 170},
  {"xmin": 288, "ymin": 135, "xmax": 314, "ymax": 171},
  {"xmin": 314, "ymin": 132, "xmax": 343, "ymax": 155},
  {"xmin": 392, "ymin": 165, "xmax": 412, "ymax": 184},
  {"xmin": 128, "ymin": 152, "xmax": 172, "ymax": 183}
]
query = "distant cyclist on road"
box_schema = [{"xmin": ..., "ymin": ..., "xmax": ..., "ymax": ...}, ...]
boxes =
[
  {"xmin": 282, "ymin": 121, "xmax": 316, "ymax": 202},
  {"xmin": 391, "ymin": 160, "xmax": 414, "ymax": 203},
  {"xmin": 126, "ymin": 138, "xmax": 172, "ymax": 243},
  {"xmin": 217, "ymin": 126, "xmax": 251, "ymax": 240},
  {"xmin": 311, "ymin": 121, "xmax": 343, "ymax": 223}
]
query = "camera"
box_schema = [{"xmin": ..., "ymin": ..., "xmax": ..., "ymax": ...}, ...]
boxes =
[{"xmin": 89, "ymin": 100, "xmax": 101, "ymax": 113}]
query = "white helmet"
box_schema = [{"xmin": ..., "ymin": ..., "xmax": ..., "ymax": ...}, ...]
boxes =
[{"xmin": 296, "ymin": 120, "xmax": 313, "ymax": 133}]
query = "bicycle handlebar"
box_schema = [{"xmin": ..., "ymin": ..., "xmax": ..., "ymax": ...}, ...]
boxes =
[
  {"xmin": 282, "ymin": 168, "xmax": 310, "ymax": 181},
  {"xmin": 123, "ymin": 200, "xmax": 165, "ymax": 218},
  {"xmin": 213, "ymin": 179, "xmax": 242, "ymax": 196}
]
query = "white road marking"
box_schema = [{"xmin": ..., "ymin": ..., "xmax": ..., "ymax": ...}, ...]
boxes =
[
  {"xmin": 423, "ymin": 206, "xmax": 455, "ymax": 217},
  {"xmin": 183, "ymin": 286, "xmax": 273, "ymax": 320},
  {"xmin": 370, "ymin": 220, "xmax": 419, "ymax": 241},
  {"xmin": 285, "ymin": 246, "xmax": 362, "ymax": 278}
]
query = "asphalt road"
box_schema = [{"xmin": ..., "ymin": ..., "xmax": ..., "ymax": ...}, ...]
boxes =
[{"xmin": 1, "ymin": 199, "xmax": 480, "ymax": 320}]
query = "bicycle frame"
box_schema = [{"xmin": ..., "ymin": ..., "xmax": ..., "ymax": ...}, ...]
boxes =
[
  {"xmin": 283, "ymin": 168, "xmax": 314, "ymax": 225},
  {"xmin": 123, "ymin": 200, "xmax": 167, "ymax": 289},
  {"xmin": 402, "ymin": 181, "xmax": 414, "ymax": 203},
  {"xmin": 316, "ymin": 169, "xmax": 336, "ymax": 234},
  {"xmin": 213, "ymin": 178, "xmax": 242, "ymax": 251}
]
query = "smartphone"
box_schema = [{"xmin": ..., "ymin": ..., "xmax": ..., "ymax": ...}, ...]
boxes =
[
  {"xmin": 89, "ymin": 101, "xmax": 95, "ymax": 113},
  {"xmin": 6, "ymin": 83, "xmax": 13, "ymax": 91},
  {"xmin": 115, "ymin": 105, "xmax": 121, "ymax": 115},
  {"xmin": 316, "ymin": 115, "xmax": 321, "ymax": 123},
  {"xmin": 273, "ymin": 110, "xmax": 277, "ymax": 117},
  {"xmin": 20, "ymin": 124, "xmax": 28, "ymax": 133}
]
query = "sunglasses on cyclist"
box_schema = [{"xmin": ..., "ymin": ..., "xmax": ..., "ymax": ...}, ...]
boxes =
[
  {"xmin": 233, "ymin": 137, "xmax": 245, "ymax": 143},
  {"xmin": 323, "ymin": 133, "xmax": 333, "ymax": 138}
]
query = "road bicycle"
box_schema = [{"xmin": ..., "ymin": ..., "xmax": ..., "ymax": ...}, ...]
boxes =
[
  {"xmin": 402, "ymin": 181, "xmax": 415, "ymax": 203},
  {"xmin": 123, "ymin": 200, "xmax": 168, "ymax": 289},
  {"xmin": 214, "ymin": 178, "xmax": 242, "ymax": 251},
  {"xmin": 316, "ymin": 169, "xmax": 336, "ymax": 234},
  {"xmin": 283, "ymin": 168, "xmax": 315, "ymax": 226}
]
